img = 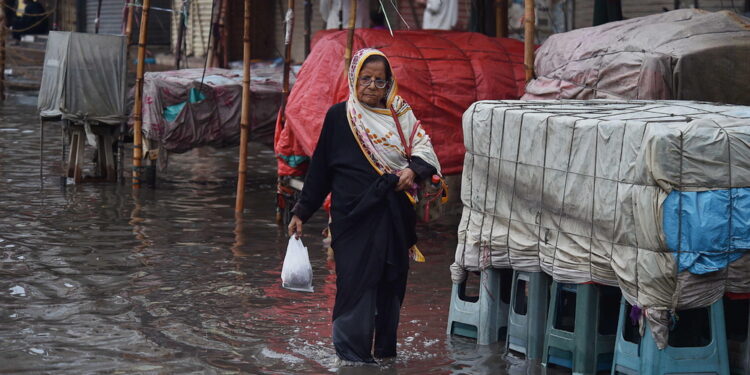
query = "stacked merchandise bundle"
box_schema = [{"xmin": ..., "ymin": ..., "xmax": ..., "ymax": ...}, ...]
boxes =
[
  {"xmin": 523, "ymin": 9, "xmax": 750, "ymax": 106},
  {"xmin": 454, "ymin": 100, "xmax": 750, "ymax": 342}
]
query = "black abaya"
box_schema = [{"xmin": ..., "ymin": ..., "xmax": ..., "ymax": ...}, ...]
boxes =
[{"xmin": 292, "ymin": 102, "xmax": 436, "ymax": 361}]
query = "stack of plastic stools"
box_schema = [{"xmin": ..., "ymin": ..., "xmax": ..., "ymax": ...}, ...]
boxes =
[
  {"xmin": 446, "ymin": 268, "xmax": 512, "ymax": 345},
  {"xmin": 724, "ymin": 295, "xmax": 749, "ymax": 375},
  {"xmin": 541, "ymin": 282, "xmax": 620, "ymax": 374},
  {"xmin": 506, "ymin": 271, "xmax": 551, "ymax": 360},
  {"xmin": 612, "ymin": 297, "xmax": 730, "ymax": 375}
]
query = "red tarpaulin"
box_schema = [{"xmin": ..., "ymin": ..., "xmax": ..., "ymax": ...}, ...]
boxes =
[{"xmin": 275, "ymin": 30, "xmax": 527, "ymax": 177}]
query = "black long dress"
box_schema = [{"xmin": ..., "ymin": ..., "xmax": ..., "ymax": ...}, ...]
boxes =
[{"xmin": 292, "ymin": 102, "xmax": 436, "ymax": 362}]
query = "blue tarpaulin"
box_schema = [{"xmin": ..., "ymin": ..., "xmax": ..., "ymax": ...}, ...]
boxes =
[{"xmin": 663, "ymin": 189, "xmax": 750, "ymax": 274}]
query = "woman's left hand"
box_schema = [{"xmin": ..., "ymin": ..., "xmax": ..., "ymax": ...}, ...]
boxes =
[{"xmin": 395, "ymin": 168, "xmax": 416, "ymax": 191}]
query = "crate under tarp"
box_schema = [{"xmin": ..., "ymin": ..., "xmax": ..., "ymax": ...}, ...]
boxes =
[
  {"xmin": 454, "ymin": 100, "xmax": 750, "ymax": 345},
  {"xmin": 37, "ymin": 31, "xmax": 127, "ymax": 124}
]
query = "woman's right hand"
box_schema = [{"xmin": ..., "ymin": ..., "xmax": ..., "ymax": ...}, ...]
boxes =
[{"xmin": 288, "ymin": 215, "xmax": 303, "ymax": 239}]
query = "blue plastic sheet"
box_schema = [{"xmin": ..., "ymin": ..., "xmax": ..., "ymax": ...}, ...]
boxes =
[
  {"xmin": 163, "ymin": 88, "xmax": 206, "ymax": 122},
  {"xmin": 663, "ymin": 189, "xmax": 750, "ymax": 274}
]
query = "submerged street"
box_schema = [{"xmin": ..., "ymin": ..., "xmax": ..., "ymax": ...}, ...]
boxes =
[{"xmin": 0, "ymin": 94, "xmax": 554, "ymax": 374}]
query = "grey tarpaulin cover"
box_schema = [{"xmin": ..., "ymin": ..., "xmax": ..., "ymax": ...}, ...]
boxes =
[
  {"xmin": 454, "ymin": 100, "xmax": 750, "ymax": 346},
  {"xmin": 131, "ymin": 65, "xmax": 290, "ymax": 153},
  {"xmin": 37, "ymin": 31, "xmax": 127, "ymax": 124},
  {"xmin": 523, "ymin": 9, "xmax": 750, "ymax": 106}
]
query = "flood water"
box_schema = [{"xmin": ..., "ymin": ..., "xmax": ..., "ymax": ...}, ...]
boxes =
[{"xmin": 0, "ymin": 94, "xmax": 557, "ymax": 374}]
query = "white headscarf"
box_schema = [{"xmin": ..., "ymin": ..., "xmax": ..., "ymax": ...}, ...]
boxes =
[{"xmin": 345, "ymin": 48, "xmax": 441, "ymax": 179}]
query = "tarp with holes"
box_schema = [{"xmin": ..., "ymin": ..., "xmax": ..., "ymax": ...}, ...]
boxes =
[{"xmin": 275, "ymin": 30, "xmax": 528, "ymax": 177}]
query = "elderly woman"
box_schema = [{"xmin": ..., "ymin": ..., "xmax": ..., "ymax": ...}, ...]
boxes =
[{"xmin": 287, "ymin": 48, "xmax": 441, "ymax": 364}]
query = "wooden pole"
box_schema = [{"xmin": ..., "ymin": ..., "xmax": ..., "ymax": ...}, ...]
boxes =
[
  {"xmin": 219, "ymin": 0, "xmax": 229, "ymax": 68},
  {"xmin": 95, "ymin": 0, "xmax": 103, "ymax": 33},
  {"xmin": 125, "ymin": 1, "xmax": 135, "ymax": 44},
  {"xmin": 524, "ymin": 0, "xmax": 535, "ymax": 82},
  {"xmin": 132, "ymin": 0, "xmax": 152, "ymax": 189},
  {"xmin": 175, "ymin": 3, "xmax": 186, "ymax": 69},
  {"xmin": 53, "ymin": 0, "xmax": 60, "ymax": 30},
  {"xmin": 344, "ymin": 0, "xmax": 357, "ymax": 73},
  {"xmin": 234, "ymin": 0, "xmax": 252, "ymax": 214},
  {"xmin": 304, "ymin": 0, "xmax": 311, "ymax": 57},
  {"xmin": 280, "ymin": 0, "xmax": 294, "ymax": 123},
  {"xmin": 0, "ymin": 0, "xmax": 6, "ymax": 102},
  {"xmin": 496, "ymin": 0, "xmax": 508, "ymax": 38}
]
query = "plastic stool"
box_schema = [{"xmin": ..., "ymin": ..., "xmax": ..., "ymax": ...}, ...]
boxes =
[
  {"xmin": 612, "ymin": 298, "xmax": 730, "ymax": 375},
  {"xmin": 506, "ymin": 271, "xmax": 551, "ymax": 360},
  {"xmin": 542, "ymin": 282, "xmax": 620, "ymax": 374},
  {"xmin": 724, "ymin": 296, "xmax": 749, "ymax": 375},
  {"xmin": 446, "ymin": 268, "xmax": 511, "ymax": 345}
]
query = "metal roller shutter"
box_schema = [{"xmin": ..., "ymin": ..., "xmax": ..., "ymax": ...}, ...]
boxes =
[{"xmin": 85, "ymin": 0, "xmax": 171, "ymax": 45}]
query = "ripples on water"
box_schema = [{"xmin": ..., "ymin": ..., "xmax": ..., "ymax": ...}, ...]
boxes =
[{"xmin": 0, "ymin": 94, "xmax": 555, "ymax": 374}]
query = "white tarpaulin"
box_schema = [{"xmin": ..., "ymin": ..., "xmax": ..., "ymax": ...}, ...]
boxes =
[
  {"xmin": 454, "ymin": 100, "xmax": 750, "ymax": 345},
  {"xmin": 523, "ymin": 9, "xmax": 750, "ymax": 106},
  {"xmin": 38, "ymin": 31, "xmax": 127, "ymax": 125}
]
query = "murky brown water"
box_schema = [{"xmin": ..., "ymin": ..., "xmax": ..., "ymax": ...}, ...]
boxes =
[{"xmin": 0, "ymin": 94, "xmax": 556, "ymax": 374}]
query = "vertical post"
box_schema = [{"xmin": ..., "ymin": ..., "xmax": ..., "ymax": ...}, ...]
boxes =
[
  {"xmin": 344, "ymin": 0, "xmax": 357, "ymax": 73},
  {"xmin": 304, "ymin": 0, "xmax": 311, "ymax": 57},
  {"xmin": 175, "ymin": 2, "xmax": 186, "ymax": 69},
  {"xmin": 132, "ymin": 0, "xmax": 151, "ymax": 189},
  {"xmin": 95, "ymin": 0, "xmax": 103, "ymax": 33},
  {"xmin": 235, "ymin": 0, "xmax": 252, "ymax": 214},
  {"xmin": 125, "ymin": 0, "xmax": 135, "ymax": 44},
  {"xmin": 53, "ymin": 0, "xmax": 60, "ymax": 30},
  {"xmin": 524, "ymin": 0, "xmax": 535, "ymax": 82},
  {"xmin": 280, "ymin": 0, "xmax": 294, "ymax": 122},
  {"xmin": 496, "ymin": 0, "xmax": 508, "ymax": 38},
  {"xmin": 0, "ymin": 0, "xmax": 6, "ymax": 102},
  {"xmin": 219, "ymin": 0, "xmax": 229, "ymax": 68}
]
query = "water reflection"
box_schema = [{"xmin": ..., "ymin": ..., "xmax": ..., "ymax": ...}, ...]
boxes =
[{"xmin": 0, "ymin": 94, "xmax": 560, "ymax": 374}]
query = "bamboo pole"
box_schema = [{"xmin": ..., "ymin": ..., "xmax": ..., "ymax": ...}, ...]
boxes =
[
  {"xmin": 524, "ymin": 0, "xmax": 535, "ymax": 82},
  {"xmin": 234, "ymin": 0, "xmax": 252, "ymax": 214},
  {"xmin": 496, "ymin": 0, "xmax": 508, "ymax": 38},
  {"xmin": 280, "ymin": 0, "xmax": 294, "ymax": 123},
  {"xmin": 53, "ymin": 0, "xmax": 60, "ymax": 30},
  {"xmin": 132, "ymin": 0, "xmax": 152, "ymax": 189},
  {"xmin": 0, "ymin": 0, "xmax": 6, "ymax": 102},
  {"xmin": 219, "ymin": 0, "xmax": 229, "ymax": 68},
  {"xmin": 304, "ymin": 0, "xmax": 311, "ymax": 57},
  {"xmin": 175, "ymin": 4, "xmax": 185, "ymax": 69},
  {"xmin": 125, "ymin": 1, "xmax": 135, "ymax": 44},
  {"xmin": 344, "ymin": 0, "xmax": 357, "ymax": 73}
]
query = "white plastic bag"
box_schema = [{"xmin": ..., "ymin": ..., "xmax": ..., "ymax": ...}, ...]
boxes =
[{"xmin": 281, "ymin": 236, "xmax": 314, "ymax": 292}]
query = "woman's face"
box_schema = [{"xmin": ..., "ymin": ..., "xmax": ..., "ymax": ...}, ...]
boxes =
[{"xmin": 356, "ymin": 60, "xmax": 388, "ymax": 108}]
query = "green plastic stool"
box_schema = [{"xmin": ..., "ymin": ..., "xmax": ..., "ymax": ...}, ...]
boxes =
[
  {"xmin": 446, "ymin": 268, "xmax": 512, "ymax": 345},
  {"xmin": 612, "ymin": 298, "xmax": 730, "ymax": 375},
  {"xmin": 506, "ymin": 271, "xmax": 551, "ymax": 360},
  {"xmin": 542, "ymin": 282, "xmax": 620, "ymax": 375},
  {"xmin": 725, "ymin": 296, "xmax": 749, "ymax": 375}
]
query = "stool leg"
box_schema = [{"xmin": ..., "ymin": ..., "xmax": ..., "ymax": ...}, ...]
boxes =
[
  {"xmin": 527, "ymin": 272, "xmax": 549, "ymax": 360},
  {"xmin": 478, "ymin": 269, "xmax": 500, "ymax": 345},
  {"xmin": 573, "ymin": 284, "xmax": 597, "ymax": 375}
]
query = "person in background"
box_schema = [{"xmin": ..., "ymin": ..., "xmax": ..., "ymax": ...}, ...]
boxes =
[
  {"xmin": 417, "ymin": 0, "xmax": 459, "ymax": 30},
  {"xmin": 320, "ymin": 0, "xmax": 369, "ymax": 30},
  {"xmin": 12, "ymin": 0, "xmax": 49, "ymax": 41},
  {"xmin": 287, "ymin": 48, "xmax": 441, "ymax": 365}
]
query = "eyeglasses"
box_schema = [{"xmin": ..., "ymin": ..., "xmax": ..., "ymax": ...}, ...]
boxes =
[{"xmin": 358, "ymin": 76, "xmax": 388, "ymax": 89}]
